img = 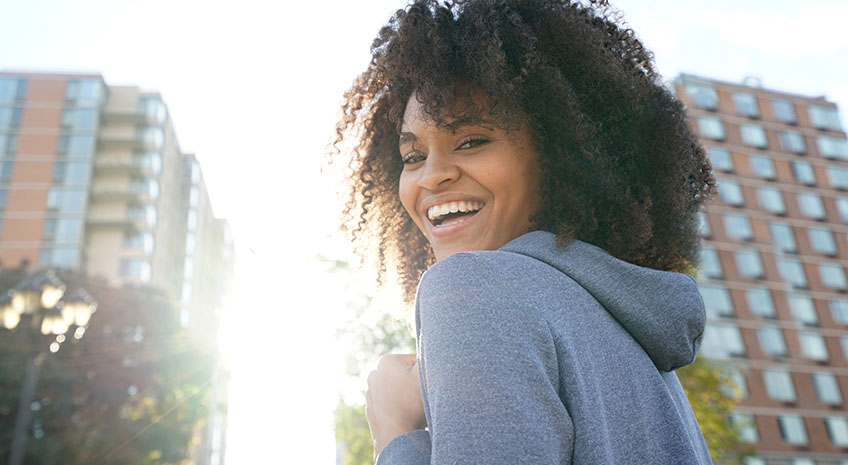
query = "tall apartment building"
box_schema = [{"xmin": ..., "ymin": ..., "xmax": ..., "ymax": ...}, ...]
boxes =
[
  {"xmin": 0, "ymin": 71, "xmax": 233, "ymax": 465},
  {"xmin": 673, "ymin": 73, "xmax": 848, "ymax": 465}
]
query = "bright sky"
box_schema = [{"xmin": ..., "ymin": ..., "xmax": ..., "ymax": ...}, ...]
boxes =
[{"xmin": 1, "ymin": 0, "xmax": 846, "ymax": 463}]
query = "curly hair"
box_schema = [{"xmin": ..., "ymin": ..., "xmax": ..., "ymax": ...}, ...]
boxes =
[{"xmin": 333, "ymin": 0, "xmax": 717, "ymax": 304}]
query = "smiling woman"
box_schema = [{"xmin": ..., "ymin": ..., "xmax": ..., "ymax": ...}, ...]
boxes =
[
  {"xmin": 398, "ymin": 93, "xmax": 542, "ymax": 260},
  {"xmin": 332, "ymin": 0, "xmax": 717, "ymax": 463}
]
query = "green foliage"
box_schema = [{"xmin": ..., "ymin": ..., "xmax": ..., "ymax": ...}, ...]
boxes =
[
  {"xmin": 677, "ymin": 356, "xmax": 756, "ymax": 464},
  {"xmin": 0, "ymin": 269, "xmax": 215, "ymax": 465},
  {"xmin": 334, "ymin": 399, "xmax": 373, "ymax": 465},
  {"xmin": 329, "ymin": 253, "xmax": 416, "ymax": 465}
]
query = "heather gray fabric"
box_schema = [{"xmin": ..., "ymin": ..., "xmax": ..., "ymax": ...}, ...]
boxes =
[{"xmin": 376, "ymin": 231, "xmax": 713, "ymax": 465}]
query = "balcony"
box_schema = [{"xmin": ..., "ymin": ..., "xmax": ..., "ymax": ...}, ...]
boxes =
[{"xmin": 94, "ymin": 156, "xmax": 161, "ymax": 177}]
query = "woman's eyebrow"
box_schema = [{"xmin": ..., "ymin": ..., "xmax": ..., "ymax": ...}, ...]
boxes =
[
  {"xmin": 446, "ymin": 115, "xmax": 491, "ymax": 132},
  {"xmin": 399, "ymin": 132, "xmax": 417, "ymax": 146}
]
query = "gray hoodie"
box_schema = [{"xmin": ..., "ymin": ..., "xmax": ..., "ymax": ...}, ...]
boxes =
[{"xmin": 376, "ymin": 231, "xmax": 713, "ymax": 464}]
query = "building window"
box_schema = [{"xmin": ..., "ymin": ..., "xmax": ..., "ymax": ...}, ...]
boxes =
[
  {"xmin": 724, "ymin": 213, "xmax": 753, "ymax": 240},
  {"xmin": 137, "ymin": 125, "xmax": 165, "ymax": 149},
  {"xmin": 832, "ymin": 299, "xmax": 848, "ymax": 325},
  {"xmin": 746, "ymin": 287, "xmax": 775, "ymax": 318},
  {"xmin": 800, "ymin": 331, "xmax": 829, "ymax": 361},
  {"xmin": 119, "ymin": 258, "xmax": 152, "ymax": 283},
  {"xmin": 699, "ymin": 247, "xmax": 723, "ymax": 279},
  {"xmin": 730, "ymin": 413, "xmax": 758, "ymax": 443},
  {"xmin": 764, "ymin": 370, "xmax": 796, "ymax": 401},
  {"xmin": 779, "ymin": 415, "xmax": 807, "ymax": 447},
  {"xmin": 38, "ymin": 247, "xmax": 78, "ymax": 269},
  {"xmin": 65, "ymin": 79, "xmax": 104, "ymax": 107},
  {"xmin": 735, "ymin": 249, "xmax": 764, "ymax": 279},
  {"xmin": 818, "ymin": 136, "xmax": 848, "ymax": 160},
  {"xmin": 123, "ymin": 231, "xmax": 155, "ymax": 255},
  {"xmin": 740, "ymin": 124, "xmax": 768, "ymax": 148},
  {"xmin": 0, "ymin": 161, "xmax": 13, "ymax": 182},
  {"xmin": 759, "ymin": 325, "xmax": 788, "ymax": 357},
  {"xmin": 139, "ymin": 97, "xmax": 168, "ymax": 124},
  {"xmin": 66, "ymin": 135, "xmax": 95, "ymax": 158},
  {"xmin": 826, "ymin": 417, "xmax": 848, "ymax": 447},
  {"xmin": 820, "ymin": 263, "xmax": 848, "ymax": 289},
  {"xmin": 797, "ymin": 192, "xmax": 826, "ymax": 219},
  {"xmin": 684, "ymin": 82, "xmax": 718, "ymax": 109},
  {"xmin": 772, "ymin": 99, "xmax": 797, "ymax": 123},
  {"xmin": 789, "ymin": 294, "xmax": 818, "ymax": 326},
  {"xmin": 721, "ymin": 369, "xmax": 748, "ymax": 399},
  {"xmin": 791, "ymin": 161, "xmax": 816, "ymax": 185},
  {"xmin": 708, "ymin": 146, "xmax": 733, "ymax": 171},
  {"xmin": 813, "ymin": 373, "xmax": 843, "ymax": 405},
  {"xmin": 780, "ymin": 130, "xmax": 806, "ymax": 153},
  {"xmin": 810, "ymin": 104, "xmax": 843, "ymax": 131},
  {"xmin": 60, "ymin": 108, "xmax": 98, "ymax": 132},
  {"xmin": 0, "ymin": 134, "xmax": 18, "ymax": 157},
  {"xmin": 51, "ymin": 161, "xmax": 91, "ymax": 186},
  {"xmin": 0, "ymin": 190, "xmax": 7, "ymax": 210},
  {"xmin": 777, "ymin": 257, "xmax": 807, "ymax": 288},
  {"xmin": 699, "ymin": 285, "xmax": 734, "ymax": 317},
  {"xmin": 769, "ymin": 222, "xmax": 797, "ymax": 252},
  {"xmin": 700, "ymin": 323, "xmax": 746, "ymax": 358},
  {"xmin": 132, "ymin": 151, "xmax": 163, "ymax": 174},
  {"xmin": 0, "ymin": 107, "xmax": 23, "ymax": 131},
  {"xmin": 46, "ymin": 188, "xmax": 87, "ymax": 214},
  {"xmin": 718, "ymin": 179, "xmax": 745, "ymax": 206},
  {"xmin": 837, "ymin": 197, "xmax": 848, "ymax": 223},
  {"xmin": 698, "ymin": 210, "xmax": 711, "ymax": 237},
  {"xmin": 698, "ymin": 116, "xmax": 725, "ymax": 140},
  {"xmin": 0, "ymin": 77, "xmax": 26, "ymax": 104},
  {"xmin": 749, "ymin": 154, "xmax": 775, "ymax": 179},
  {"xmin": 756, "ymin": 187, "xmax": 785, "ymax": 214},
  {"xmin": 733, "ymin": 92, "xmax": 759, "ymax": 117},
  {"xmin": 829, "ymin": 166, "xmax": 848, "ymax": 190},
  {"xmin": 809, "ymin": 227, "xmax": 837, "ymax": 255},
  {"xmin": 52, "ymin": 218, "xmax": 82, "ymax": 244}
]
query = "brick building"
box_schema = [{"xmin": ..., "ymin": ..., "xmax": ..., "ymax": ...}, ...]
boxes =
[
  {"xmin": 0, "ymin": 71, "xmax": 233, "ymax": 465},
  {"xmin": 674, "ymin": 73, "xmax": 848, "ymax": 465}
]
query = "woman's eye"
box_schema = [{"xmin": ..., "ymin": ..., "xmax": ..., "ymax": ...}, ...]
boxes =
[
  {"xmin": 457, "ymin": 137, "xmax": 490, "ymax": 150},
  {"xmin": 401, "ymin": 152, "xmax": 425, "ymax": 165}
]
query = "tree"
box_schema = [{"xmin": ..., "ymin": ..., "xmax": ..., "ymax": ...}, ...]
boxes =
[
  {"xmin": 0, "ymin": 268, "xmax": 215, "ymax": 465},
  {"xmin": 677, "ymin": 357, "xmax": 756, "ymax": 464}
]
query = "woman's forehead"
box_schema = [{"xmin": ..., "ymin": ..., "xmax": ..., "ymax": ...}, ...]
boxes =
[{"xmin": 401, "ymin": 90, "xmax": 499, "ymax": 130}]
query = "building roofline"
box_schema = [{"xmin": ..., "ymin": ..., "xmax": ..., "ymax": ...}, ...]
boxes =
[
  {"xmin": 674, "ymin": 72, "xmax": 833, "ymax": 105},
  {"xmin": 0, "ymin": 69, "xmax": 105, "ymax": 82}
]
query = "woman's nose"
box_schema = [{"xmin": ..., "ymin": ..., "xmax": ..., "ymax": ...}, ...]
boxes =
[{"xmin": 417, "ymin": 150, "xmax": 460, "ymax": 190}]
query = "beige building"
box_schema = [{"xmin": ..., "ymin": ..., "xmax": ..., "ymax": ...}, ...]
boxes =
[
  {"xmin": 674, "ymin": 73, "xmax": 848, "ymax": 465},
  {"xmin": 0, "ymin": 71, "xmax": 232, "ymax": 465}
]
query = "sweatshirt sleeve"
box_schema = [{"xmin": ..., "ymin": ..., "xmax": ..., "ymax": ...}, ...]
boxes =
[{"xmin": 377, "ymin": 252, "xmax": 574, "ymax": 464}]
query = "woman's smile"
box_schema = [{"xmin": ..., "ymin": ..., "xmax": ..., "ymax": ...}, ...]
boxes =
[{"xmin": 398, "ymin": 93, "xmax": 542, "ymax": 261}]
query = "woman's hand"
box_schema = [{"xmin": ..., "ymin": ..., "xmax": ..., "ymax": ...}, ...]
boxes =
[{"xmin": 365, "ymin": 353, "xmax": 427, "ymax": 460}]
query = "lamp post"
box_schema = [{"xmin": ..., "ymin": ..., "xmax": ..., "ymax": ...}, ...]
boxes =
[{"xmin": 0, "ymin": 270, "xmax": 97, "ymax": 465}]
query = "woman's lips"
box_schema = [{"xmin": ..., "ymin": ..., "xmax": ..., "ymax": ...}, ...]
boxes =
[{"xmin": 426, "ymin": 206, "xmax": 484, "ymax": 238}]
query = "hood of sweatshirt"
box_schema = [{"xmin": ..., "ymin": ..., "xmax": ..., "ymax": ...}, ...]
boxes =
[{"xmin": 500, "ymin": 231, "xmax": 706, "ymax": 372}]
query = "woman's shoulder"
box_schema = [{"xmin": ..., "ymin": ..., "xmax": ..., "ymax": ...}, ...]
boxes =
[
  {"xmin": 422, "ymin": 248, "xmax": 549, "ymax": 286},
  {"xmin": 416, "ymin": 248, "xmax": 558, "ymax": 311}
]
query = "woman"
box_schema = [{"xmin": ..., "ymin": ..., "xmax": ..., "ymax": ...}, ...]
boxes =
[{"xmin": 334, "ymin": 0, "xmax": 717, "ymax": 463}]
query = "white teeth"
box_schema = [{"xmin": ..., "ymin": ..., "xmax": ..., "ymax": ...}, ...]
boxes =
[{"xmin": 427, "ymin": 201, "xmax": 484, "ymax": 221}]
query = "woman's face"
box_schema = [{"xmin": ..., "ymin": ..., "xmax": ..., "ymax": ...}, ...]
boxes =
[{"xmin": 398, "ymin": 93, "xmax": 542, "ymax": 261}]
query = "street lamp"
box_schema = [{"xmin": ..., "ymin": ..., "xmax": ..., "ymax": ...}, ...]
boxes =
[{"xmin": 1, "ymin": 269, "xmax": 97, "ymax": 465}]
